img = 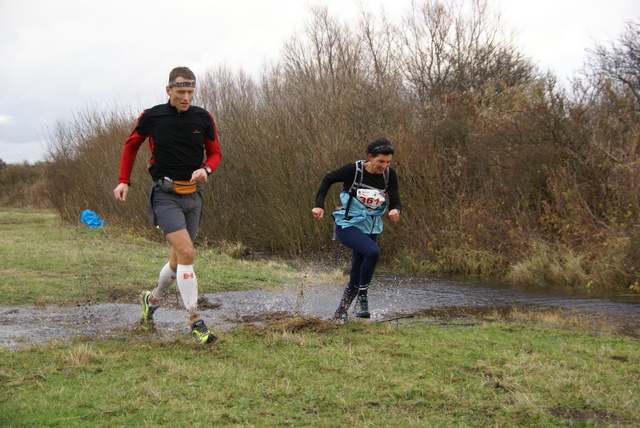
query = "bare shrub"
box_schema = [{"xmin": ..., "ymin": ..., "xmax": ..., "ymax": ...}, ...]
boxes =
[
  {"xmin": 44, "ymin": 106, "xmax": 147, "ymax": 230},
  {"xmin": 0, "ymin": 161, "xmax": 50, "ymax": 208},
  {"xmin": 196, "ymin": 6, "xmax": 414, "ymax": 256},
  {"xmin": 621, "ymin": 227, "xmax": 640, "ymax": 289},
  {"xmin": 34, "ymin": 4, "xmax": 639, "ymax": 290}
]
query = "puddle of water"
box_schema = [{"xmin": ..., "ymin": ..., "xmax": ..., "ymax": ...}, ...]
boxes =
[
  {"xmin": 1, "ymin": 276, "xmax": 638, "ymax": 349},
  {"xmin": 372, "ymin": 275, "xmax": 640, "ymax": 333},
  {"xmin": 208, "ymin": 275, "xmax": 640, "ymax": 335}
]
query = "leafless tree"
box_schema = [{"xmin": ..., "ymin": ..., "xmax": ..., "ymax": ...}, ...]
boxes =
[
  {"xmin": 585, "ymin": 20, "xmax": 640, "ymax": 109},
  {"xmin": 398, "ymin": 0, "xmax": 534, "ymax": 106}
]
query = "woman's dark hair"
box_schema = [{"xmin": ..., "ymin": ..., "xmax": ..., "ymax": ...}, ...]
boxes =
[{"xmin": 366, "ymin": 138, "xmax": 395, "ymax": 156}]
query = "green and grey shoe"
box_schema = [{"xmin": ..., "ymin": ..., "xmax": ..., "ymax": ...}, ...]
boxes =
[
  {"xmin": 191, "ymin": 319, "xmax": 217, "ymax": 344},
  {"xmin": 353, "ymin": 290, "xmax": 370, "ymax": 319},
  {"xmin": 140, "ymin": 291, "xmax": 158, "ymax": 331}
]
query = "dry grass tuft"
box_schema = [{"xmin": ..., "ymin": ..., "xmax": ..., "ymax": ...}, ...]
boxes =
[
  {"xmin": 65, "ymin": 343, "xmax": 102, "ymax": 366},
  {"xmin": 494, "ymin": 307, "xmax": 617, "ymax": 336},
  {"xmin": 34, "ymin": 295, "xmax": 50, "ymax": 309},
  {"xmin": 267, "ymin": 315, "xmax": 338, "ymax": 333},
  {"xmin": 506, "ymin": 241, "xmax": 590, "ymax": 287},
  {"xmin": 216, "ymin": 240, "xmax": 252, "ymax": 259}
]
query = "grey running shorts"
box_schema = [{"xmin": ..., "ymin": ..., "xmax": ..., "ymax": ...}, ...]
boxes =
[{"xmin": 148, "ymin": 182, "xmax": 203, "ymax": 241}]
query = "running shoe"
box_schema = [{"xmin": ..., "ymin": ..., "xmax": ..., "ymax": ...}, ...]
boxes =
[
  {"xmin": 353, "ymin": 294, "xmax": 370, "ymax": 318},
  {"xmin": 332, "ymin": 307, "xmax": 349, "ymax": 324},
  {"xmin": 191, "ymin": 319, "xmax": 217, "ymax": 344},
  {"xmin": 140, "ymin": 291, "xmax": 159, "ymax": 331}
]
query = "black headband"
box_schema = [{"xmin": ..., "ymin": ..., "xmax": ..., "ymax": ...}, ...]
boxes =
[
  {"xmin": 371, "ymin": 144, "xmax": 394, "ymax": 155},
  {"xmin": 168, "ymin": 81, "xmax": 196, "ymax": 88}
]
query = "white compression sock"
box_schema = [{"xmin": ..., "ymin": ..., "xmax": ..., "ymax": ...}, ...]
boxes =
[
  {"xmin": 151, "ymin": 262, "xmax": 176, "ymax": 300},
  {"xmin": 176, "ymin": 264, "xmax": 198, "ymax": 316}
]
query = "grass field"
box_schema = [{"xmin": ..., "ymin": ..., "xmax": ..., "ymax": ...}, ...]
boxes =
[
  {"xmin": 1, "ymin": 208, "xmax": 639, "ymax": 427},
  {"xmin": 0, "ymin": 207, "xmax": 324, "ymax": 307}
]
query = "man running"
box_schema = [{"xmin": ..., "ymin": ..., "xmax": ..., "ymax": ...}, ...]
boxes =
[{"xmin": 113, "ymin": 66, "xmax": 222, "ymax": 344}]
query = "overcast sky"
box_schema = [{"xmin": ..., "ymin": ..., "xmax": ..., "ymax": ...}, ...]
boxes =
[{"xmin": 1, "ymin": 0, "xmax": 638, "ymax": 164}]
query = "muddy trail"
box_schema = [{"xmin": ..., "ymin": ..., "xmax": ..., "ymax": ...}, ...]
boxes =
[{"xmin": 2, "ymin": 276, "xmax": 639, "ymax": 349}]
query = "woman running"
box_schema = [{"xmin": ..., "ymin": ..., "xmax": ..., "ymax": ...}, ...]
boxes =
[{"xmin": 312, "ymin": 138, "xmax": 402, "ymax": 322}]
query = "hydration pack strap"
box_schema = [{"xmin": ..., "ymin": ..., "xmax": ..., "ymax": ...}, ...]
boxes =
[
  {"xmin": 344, "ymin": 161, "xmax": 365, "ymax": 220},
  {"xmin": 344, "ymin": 161, "xmax": 389, "ymax": 220}
]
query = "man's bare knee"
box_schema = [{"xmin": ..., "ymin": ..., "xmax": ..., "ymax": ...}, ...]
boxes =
[
  {"xmin": 176, "ymin": 248, "xmax": 195, "ymax": 265},
  {"xmin": 166, "ymin": 230, "xmax": 195, "ymax": 265}
]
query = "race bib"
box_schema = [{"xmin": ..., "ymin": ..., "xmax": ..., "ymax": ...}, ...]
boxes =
[{"xmin": 356, "ymin": 188, "xmax": 386, "ymax": 210}]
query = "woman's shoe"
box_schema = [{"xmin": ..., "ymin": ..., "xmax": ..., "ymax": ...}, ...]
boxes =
[{"xmin": 353, "ymin": 294, "xmax": 370, "ymax": 318}]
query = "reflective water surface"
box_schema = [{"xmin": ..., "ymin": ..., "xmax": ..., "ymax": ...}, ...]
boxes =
[
  {"xmin": 210, "ymin": 275, "xmax": 640, "ymax": 336},
  {"xmin": 371, "ymin": 275, "xmax": 640, "ymax": 334},
  {"xmin": 1, "ymin": 275, "xmax": 638, "ymax": 348}
]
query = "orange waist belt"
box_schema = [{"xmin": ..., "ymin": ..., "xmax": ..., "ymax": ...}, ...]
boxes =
[
  {"xmin": 171, "ymin": 180, "xmax": 197, "ymax": 195},
  {"xmin": 158, "ymin": 178, "xmax": 198, "ymax": 195}
]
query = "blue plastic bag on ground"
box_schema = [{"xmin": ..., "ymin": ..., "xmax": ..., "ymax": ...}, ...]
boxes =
[{"xmin": 80, "ymin": 210, "xmax": 106, "ymax": 228}]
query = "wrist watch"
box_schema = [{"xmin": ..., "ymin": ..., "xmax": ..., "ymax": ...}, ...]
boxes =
[{"xmin": 202, "ymin": 166, "xmax": 212, "ymax": 175}]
